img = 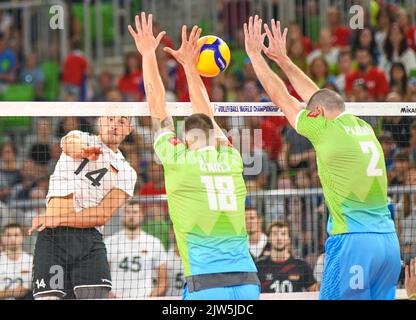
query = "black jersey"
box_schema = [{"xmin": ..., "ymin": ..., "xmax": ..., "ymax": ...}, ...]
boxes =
[{"xmin": 256, "ymin": 256, "xmax": 316, "ymax": 293}]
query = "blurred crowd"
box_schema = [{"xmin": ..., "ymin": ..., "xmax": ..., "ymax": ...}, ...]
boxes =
[{"xmin": 0, "ymin": 0, "xmax": 415, "ymax": 298}]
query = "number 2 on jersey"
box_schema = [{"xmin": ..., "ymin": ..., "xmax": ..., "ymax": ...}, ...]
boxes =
[
  {"xmin": 359, "ymin": 141, "xmax": 382, "ymax": 177},
  {"xmin": 74, "ymin": 159, "xmax": 108, "ymax": 186},
  {"xmin": 201, "ymin": 176, "xmax": 237, "ymax": 211}
]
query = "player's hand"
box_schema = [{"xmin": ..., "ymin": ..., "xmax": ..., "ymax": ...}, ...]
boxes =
[
  {"xmin": 163, "ymin": 25, "xmax": 207, "ymax": 68},
  {"xmin": 28, "ymin": 214, "xmax": 62, "ymax": 235},
  {"xmin": 262, "ymin": 19, "xmax": 289, "ymax": 65},
  {"xmin": 244, "ymin": 15, "xmax": 266, "ymax": 59},
  {"xmin": 405, "ymin": 258, "xmax": 416, "ymax": 299},
  {"xmin": 128, "ymin": 12, "xmax": 166, "ymax": 55},
  {"xmin": 81, "ymin": 146, "xmax": 102, "ymax": 161}
]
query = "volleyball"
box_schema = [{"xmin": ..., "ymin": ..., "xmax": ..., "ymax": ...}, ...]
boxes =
[{"xmin": 196, "ymin": 35, "xmax": 231, "ymax": 77}]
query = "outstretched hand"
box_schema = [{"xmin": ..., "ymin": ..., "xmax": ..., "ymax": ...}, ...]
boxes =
[
  {"xmin": 163, "ymin": 25, "xmax": 207, "ymax": 68},
  {"xmin": 128, "ymin": 12, "xmax": 166, "ymax": 55},
  {"xmin": 243, "ymin": 15, "xmax": 266, "ymax": 59},
  {"xmin": 263, "ymin": 19, "xmax": 289, "ymax": 65}
]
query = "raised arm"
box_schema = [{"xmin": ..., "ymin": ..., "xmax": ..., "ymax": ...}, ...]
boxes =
[
  {"xmin": 128, "ymin": 12, "xmax": 173, "ymax": 133},
  {"xmin": 164, "ymin": 25, "xmax": 227, "ymax": 141},
  {"xmin": 244, "ymin": 15, "xmax": 302, "ymax": 128},
  {"xmin": 262, "ymin": 19, "xmax": 319, "ymax": 102}
]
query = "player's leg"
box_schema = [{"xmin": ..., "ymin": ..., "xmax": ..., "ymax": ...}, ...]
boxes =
[
  {"xmin": 231, "ymin": 284, "xmax": 261, "ymax": 300},
  {"xmin": 71, "ymin": 229, "xmax": 112, "ymax": 299},
  {"xmin": 32, "ymin": 229, "xmax": 68, "ymax": 300},
  {"xmin": 320, "ymin": 233, "xmax": 372, "ymax": 300},
  {"xmin": 370, "ymin": 233, "xmax": 401, "ymax": 300}
]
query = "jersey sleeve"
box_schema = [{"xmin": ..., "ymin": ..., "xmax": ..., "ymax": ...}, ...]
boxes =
[
  {"xmin": 295, "ymin": 109, "xmax": 328, "ymax": 144},
  {"xmin": 153, "ymin": 130, "xmax": 187, "ymax": 167},
  {"xmin": 115, "ymin": 166, "xmax": 137, "ymax": 197}
]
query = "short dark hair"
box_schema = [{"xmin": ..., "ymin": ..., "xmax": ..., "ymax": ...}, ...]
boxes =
[
  {"xmin": 2, "ymin": 223, "xmax": 24, "ymax": 235},
  {"xmin": 184, "ymin": 113, "xmax": 214, "ymax": 135},
  {"xmin": 307, "ymin": 88, "xmax": 345, "ymax": 112}
]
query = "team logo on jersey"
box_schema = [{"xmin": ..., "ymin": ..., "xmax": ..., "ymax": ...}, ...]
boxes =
[
  {"xmin": 168, "ymin": 137, "xmax": 182, "ymax": 146},
  {"xmin": 288, "ymin": 273, "xmax": 300, "ymax": 281},
  {"xmin": 307, "ymin": 111, "xmax": 320, "ymax": 118}
]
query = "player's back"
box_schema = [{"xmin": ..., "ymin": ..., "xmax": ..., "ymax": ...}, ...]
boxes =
[
  {"xmin": 296, "ymin": 111, "xmax": 395, "ymax": 235},
  {"xmin": 154, "ymin": 132, "xmax": 257, "ymax": 277}
]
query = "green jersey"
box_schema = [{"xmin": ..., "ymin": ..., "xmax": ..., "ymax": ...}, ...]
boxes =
[
  {"xmin": 154, "ymin": 131, "xmax": 257, "ymax": 277},
  {"xmin": 295, "ymin": 110, "xmax": 395, "ymax": 235}
]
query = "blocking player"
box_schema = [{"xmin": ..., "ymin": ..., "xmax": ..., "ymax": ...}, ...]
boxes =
[
  {"xmin": 105, "ymin": 200, "xmax": 167, "ymax": 299},
  {"xmin": 128, "ymin": 12, "xmax": 259, "ymax": 300},
  {"xmin": 29, "ymin": 116, "xmax": 137, "ymax": 299},
  {"xmin": 0, "ymin": 223, "xmax": 33, "ymax": 300},
  {"xmin": 256, "ymin": 221, "xmax": 318, "ymax": 293},
  {"xmin": 244, "ymin": 15, "xmax": 400, "ymax": 299}
]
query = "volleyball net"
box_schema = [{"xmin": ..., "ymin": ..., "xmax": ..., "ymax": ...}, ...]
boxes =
[{"xmin": 0, "ymin": 101, "xmax": 413, "ymax": 300}]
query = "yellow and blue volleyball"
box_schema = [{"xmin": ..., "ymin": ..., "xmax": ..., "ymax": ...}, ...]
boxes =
[{"xmin": 196, "ymin": 35, "xmax": 231, "ymax": 77}]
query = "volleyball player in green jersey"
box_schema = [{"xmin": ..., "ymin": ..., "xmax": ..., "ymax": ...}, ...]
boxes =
[
  {"xmin": 128, "ymin": 13, "xmax": 259, "ymax": 300},
  {"xmin": 244, "ymin": 16, "xmax": 401, "ymax": 299}
]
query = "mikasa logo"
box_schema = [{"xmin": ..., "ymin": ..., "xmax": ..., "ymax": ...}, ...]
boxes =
[{"xmin": 401, "ymin": 106, "xmax": 416, "ymax": 113}]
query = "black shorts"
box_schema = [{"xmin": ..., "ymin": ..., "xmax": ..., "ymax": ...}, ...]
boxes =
[{"xmin": 32, "ymin": 227, "xmax": 112, "ymax": 298}]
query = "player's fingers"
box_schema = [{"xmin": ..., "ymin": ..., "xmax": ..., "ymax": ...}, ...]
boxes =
[
  {"xmin": 141, "ymin": 12, "xmax": 147, "ymax": 32},
  {"xmin": 264, "ymin": 24, "xmax": 274, "ymax": 43},
  {"xmin": 189, "ymin": 25, "xmax": 198, "ymax": 43},
  {"xmin": 181, "ymin": 25, "xmax": 187, "ymax": 44},
  {"xmin": 38, "ymin": 224, "xmax": 46, "ymax": 233},
  {"xmin": 156, "ymin": 31, "xmax": 166, "ymax": 45},
  {"xmin": 194, "ymin": 27, "xmax": 202, "ymax": 44},
  {"xmin": 243, "ymin": 22, "xmax": 248, "ymax": 38},
  {"xmin": 282, "ymin": 27, "xmax": 288, "ymax": 46},
  {"xmin": 163, "ymin": 47, "xmax": 176, "ymax": 57},
  {"xmin": 196, "ymin": 37, "xmax": 207, "ymax": 53},
  {"xmin": 270, "ymin": 19, "xmax": 277, "ymax": 37},
  {"xmin": 148, "ymin": 13, "xmax": 153, "ymax": 34},
  {"xmin": 253, "ymin": 15, "xmax": 259, "ymax": 35},
  {"xmin": 134, "ymin": 15, "xmax": 142, "ymax": 35},
  {"xmin": 248, "ymin": 16, "xmax": 253, "ymax": 35},
  {"xmin": 261, "ymin": 33, "xmax": 267, "ymax": 45},
  {"xmin": 128, "ymin": 25, "xmax": 136, "ymax": 39}
]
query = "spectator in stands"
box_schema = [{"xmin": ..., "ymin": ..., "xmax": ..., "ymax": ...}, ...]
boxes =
[
  {"xmin": 327, "ymin": 6, "xmax": 351, "ymax": 48},
  {"xmin": 314, "ymin": 253, "xmax": 325, "ymax": 285},
  {"xmin": 396, "ymin": 166, "xmax": 416, "ymax": 248},
  {"xmin": 405, "ymin": 258, "xmax": 416, "ymax": 300},
  {"xmin": 61, "ymin": 38, "xmax": 89, "ymax": 101},
  {"xmin": 379, "ymin": 23, "xmax": 416, "ymax": 77},
  {"xmin": 382, "ymin": 113, "xmax": 412, "ymax": 149},
  {"xmin": 283, "ymin": 127, "xmax": 315, "ymax": 170},
  {"xmin": 308, "ymin": 56, "xmax": 336, "ymax": 88},
  {"xmin": 287, "ymin": 21, "xmax": 313, "ymax": 55},
  {"xmin": 351, "ymin": 27, "xmax": 379, "ymax": 65},
  {"xmin": 9, "ymin": 160, "xmax": 37, "ymax": 201},
  {"xmin": 307, "ymin": 29, "xmax": 339, "ymax": 68},
  {"xmin": 25, "ymin": 118, "xmax": 58, "ymax": 168},
  {"xmin": 20, "ymin": 53, "xmax": 44, "ymax": 100},
  {"xmin": 23, "ymin": 187, "xmax": 46, "ymax": 228},
  {"xmin": 55, "ymin": 115, "xmax": 91, "ymax": 138},
  {"xmin": 345, "ymin": 47, "xmax": 389, "ymax": 101},
  {"xmin": 390, "ymin": 151, "xmax": 411, "ymax": 186},
  {"xmin": 117, "ymin": 51, "xmax": 143, "ymax": 102},
  {"xmin": 351, "ymin": 79, "xmax": 371, "ymax": 102},
  {"xmin": 245, "ymin": 201, "xmax": 268, "ymax": 259},
  {"xmin": 335, "ymin": 50, "xmax": 353, "ymax": 97},
  {"xmin": 288, "ymin": 38, "xmax": 307, "ymax": 72},
  {"xmin": 375, "ymin": 7, "xmax": 395, "ymax": 53},
  {"xmin": 379, "ymin": 131, "xmax": 397, "ymax": 173},
  {"xmin": 92, "ymin": 71, "xmax": 114, "ymax": 101},
  {"xmin": 0, "ymin": 12, "xmax": 13, "ymax": 41},
  {"xmin": 410, "ymin": 121, "xmax": 416, "ymax": 165},
  {"xmin": 256, "ymin": 221, "xmax": 318, "ymax": 293},
  {"xmin": 0, "ymin": 142, "xmax": 21, "ymax": 203},
  {"xmin": 0, "ymin": 32, "xmax": 17, "ymax": 93},
  {"xmin": 105, "ymin": 200, "xmax": 167, "ymax": 299},
  {"xmin": 397, "ymin": 8, "xmax": 416, "ymax": 51},
  {"xmin": 389, "ymin": 62, "xmax": 413, "ymax": 100},
  {"xmin": 0, "ymin": 223, "xmax": 33, "ymax": 300}
]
